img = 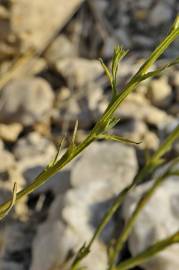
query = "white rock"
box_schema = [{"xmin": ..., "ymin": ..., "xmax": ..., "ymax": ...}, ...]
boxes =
[
  {"xmin": 31, "ymin": 199, "xmax": 107, "ymax": 270},
  {"xmin": 55, "ymin": 58, "xmax": 103, "ymax": 88},
  {"xmin": 147, "ymin": 78, "xmax": 172, "ymax": 108},
  {"xmin": 0, "ymin": 142, "xmax": 15, "ymax": 173},
  {"xmin": 31, "ymin": 141, "xmax": 137, "ymax": 270},
  {"xmin": 0, "ymin": 223, "xmax": 32, "ymax": 270},
  {"xmin": 123, "ymin": 176, "xmax": 179, "ymax": 270},
  {"xmin": 171, "ymin": 70, "xmax": 179, "ymax": 102},
  {"xmin": 0, "ymin": 140, "xmax": 26, "ymax": 217},
  {"xmin": 71, "ymin": 141, "xmax": 138, "ymax": 196},
  {"xmin": 14, "ymin": 132, "xmax": 56, "ymax": 162},
  {"xmin": 11, "ymin": 0, "xmax": 84, "ymax": 52},
  {"xmin": 54, "ymin": 84, "xmax": 105, "ymax": 129},
  {"xmin": 13, "ymin": 132, "xmax": 72, "ymax": 194},
  {"xmin": 0, "ymin": 261, "xmax": 24, "ymax": 270},
  {"xmin": 45, "ymin": 35, "xmax": 76, "ymax": 65},
  {"xmin": 0, "ymin": 78, "xmax": 54, "ymax": 126},
  {"xmin": 0, "ymin": 123, "xmax": 23, "ymax": 142},
  {"xmin": 30, "ymin": 221, "xmax": 70, "ymax": 270},
  {"xmin": 149, "ymin": 2, "xmax": 173, "ymax": 26},
  {"xmin": 117, "ymin": 93, "xmax": 176, "ymax": 129}
]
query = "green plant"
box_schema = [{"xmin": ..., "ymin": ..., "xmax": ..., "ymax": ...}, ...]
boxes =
[{"xmin": 0, "ymin": 15, "xmax": 179, "ymax": 270}]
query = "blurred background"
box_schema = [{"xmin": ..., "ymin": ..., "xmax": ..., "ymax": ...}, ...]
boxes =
[{"xmin": 0, "ymin": 0, "xmax": 178, "ymax": 270}]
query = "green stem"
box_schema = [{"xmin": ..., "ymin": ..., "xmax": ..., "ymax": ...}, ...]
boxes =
[
  {"xmin": 0, "ymin": 134, "xmax": 95, "ymax": 213},
  {"xmin": 97, "ymin": 24, "xmax": 179, "ymax": 126},
  {"xmin": 108, "ymin": 161, "xmax": 179, "ymax": 269},
  {"xmin": 115, "ymin": 231, "xmax": 179, "ymax": 270},
  {"xmin": 0, "ymin": 16, "xmax": 178, "ymax": 256},
  {"xmin": 70, "ymin": 126, "xmax": 179, "ymax": 270}
]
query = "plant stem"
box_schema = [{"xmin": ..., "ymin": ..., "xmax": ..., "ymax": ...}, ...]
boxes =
[
  {"xmin": 115, "ymin": 231, "xmax": 179, "ymax": 270},
  {"xmin": 108, "ymin": 160, "xmax": 179, "ymax": 269},
  {"xmin": 70, "ymin": 126, "xmax": 179, "ymax": 270},
  {"xmin": 0, "ymin": 16, "xmax": 178, "ymax": 225},
  {"xmin": 0, "ymin": 134, "xmax": 95, "ymax": 214}
]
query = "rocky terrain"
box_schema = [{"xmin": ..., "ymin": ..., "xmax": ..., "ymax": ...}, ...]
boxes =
[{"xmin": 0, "ymin": 0, "xmax": 178, "ymax": 270}]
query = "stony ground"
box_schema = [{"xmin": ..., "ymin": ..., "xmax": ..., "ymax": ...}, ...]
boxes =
[{"xmin": 0, "ymin": 1, "xmax": 178, "ymax": 270}]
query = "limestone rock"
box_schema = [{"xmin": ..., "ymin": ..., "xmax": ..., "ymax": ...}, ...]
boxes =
[
  {"xmin": 149, "ymin": 2, "xmax": 173, "ymax": 26},
  {"xmin": 0, "ymin": 222, "xmax": 34, "ymax": 270},
  {"xmin": 45, "ymin": 35, "xmax": 77, "ymax": 65},
  {"xmin": 11, "ymin": 0, "xmax": 84, "ymax": 52},
  {"xmin": 123, "ymin": 175, "xmax": 179, "ymax": 270},
  {"xmin": 0, "ymin": 78, "xmax": 54, "ymax": 126},
  {"xmin": 147, "ymin": 78, "xmax": 172, "ymax": 108},
  {"xmin": 117, "ymin": 93, "xmax": 176, "ymax": 130},
  {"xmin": 71, "ymin": 141, "xmax": 138, "ymax": 196},
  {"xmin": 13, "ymin": 132, "xmax": 71, "ymax": 194},
  {"xmin": 54, "ymin": 84, "xmax": 106, "ymax": 129},
  {"xmin": 55, "ymin": 58, "xmax": 103, "ymax": 88},
  {"xmin": 0, "ymin": 123, "xmax": 22, "ymax": 142}
]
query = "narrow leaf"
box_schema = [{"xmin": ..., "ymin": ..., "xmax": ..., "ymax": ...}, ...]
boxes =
[
  {"xmin": 99, "ymin": 58, "xmax": 113, "ymax": 86},
  {"xmin": 139, "ymin": 57, "xmax": 179, "ymax": 81},
  {"xmin": 116, "ymin": 231, "xmax": 179, "ymax": 270},
  {"xmin": 98, "ymin": 134, "xmax": 141, "ymax": 145},
  {"xmin": 0, "ymin": 183, "xmax": 17, "ymax": 220},
  {"xmin": 104, "ymin": 117, "xmax": 120, "ymax": 131},
  {"xmin": 46, "ymin": 136, "xmax": 65, "ymax": 168}
]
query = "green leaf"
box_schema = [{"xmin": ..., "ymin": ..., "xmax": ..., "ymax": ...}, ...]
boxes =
[
  {"xmin": 99, "ymin": 58, "xmax": 113, "ymax": 86},
  {"xmin": 116, "ymin": 230, "xmax": 179, "ymax": 270},
  {"xmin": 100, "ymin": 46, "xmax": 128, "ymax": 98},
  {"xmin": 111, "ymin": 46, "xmax": 128, "ymax": 81},
  {"xmin": 104, "ymin": 117, "xmax": 120, "ymax": 131},
  {"xmin": 46, "ymin": 136, "xmax": 65, "ymax": 168},
  {"xmin": 0, "ymin": 183, "xmax": 17, "ymax": 220},
  {"xmin": 171, "ymin": 15, "xmax": 179, "ymax": 30},
  {"xmin": 67, "ymin": 120, "xmax": 79, "ymax": 158},
  {"xmin": 139, "ymin": 57, "xmax": 179, "ymax": 81},
  {"xmin": 97, "ymin": 133, "xmax": 141, "ymax": 145}
]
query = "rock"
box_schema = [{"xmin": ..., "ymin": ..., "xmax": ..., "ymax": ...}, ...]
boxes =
[
  {"xmin": 0, "ymin": 261, "xmax": 24, "ymax": 270},
  {"xmin": 142, "ymin": 131, "xmax": 160, "ymax": 150},
  {"xmin": 31, "ymin": 216, "xmax": 107, "ymax": 270},
  {"xmin": 170, "ymin": 104, "xmax": 179, "ymax": 117},
  {"xmin": 116, "ymin": 120, "xmax": 147, "ymax": 143},
  {"xmin": 30, "ymin": 141, "xmax": 137, "ymax": 270},
  {"xmin": 0, "ymin": 78, "xmax": 54, "ymax": 126},
  {"xmin": 0, "ymin": 6, "xmax": 9, "ymax": 20},
  {"xmin": 102, "ymin": 37, "xmax": 119, "ymax": 59},
  {"xmin": 117, "ymin": 93, "xmax": 176, "ymax": 130},
  {"xmin": 0, "ymin": 57, "xmax": 47, "ymax": 85},
  {"xmin": 116, "ymin": 120, "xmax": 159, "ymax": 150},
  {"xmin": 17, "ymin": 57, "xmax": 47, "ymax": 77},
  {"xmin": 0, "ymin": 140, "xmax": 26, "ymax": 218},
  {"xmin": 11, "ymin": 0, "xmax": 84, "ymax": 52},
  {"xmin": 132, "ymin": 35, "xmax": 153, "ymax": 49},
  {"xmin": 170, "ymin": 70, "xmax": 179, "ymax": 102},
  {"xmin": 62, "ymin": 142, "xmax": 137, "ymax": 264},
  {"xmin": 149, "ymin": 2, "xmax": 173, "ymax": 26},
  {"xmin": 0, "ymin": 123, "xmax": 23, "ymax": 142},
  {"xmin": 54, "ymin": 84, "xmax": 106, "ymax": 129},
  {"xmin": 0, "ymin": 140, "xmax": 15, "ymax": 172},
  {"xmin": 147, "ymin": 78, "xmax": 172, "ymax": 108},
  {"xmin": 13, "ymin": 132, "xmax": 71, "ymax": 194},
  {"xmin": 31, "ymin": 189, "xmax": 107, "ymax": 270},
  {"xmin": 115, "ymin": 30, "xmax": 131, "ymax": 48},
  {"xmin": 13, "ymin": 132, "xmax": 55, "ymax": 162},
  {"xmin": 30, "ymin": 220, "xmax": 71, "ymax": 270},
  {"xmin": 71, "ymin": 141, "xmax": 138, "ymax": 196},
  {"xmin": 55, "ymin": 58, "xmax": 103, "ymax": 88},
  {"xmin": 123, "ymin": 175, "xmax": 179, "ymax": 270},
  {"xmin": 45, "ymin": 35, "xmax": 77, "ymax": 65},
  {"xmin": 0, "ymin": 222, "xmax": 34, "ymax": 270}
]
